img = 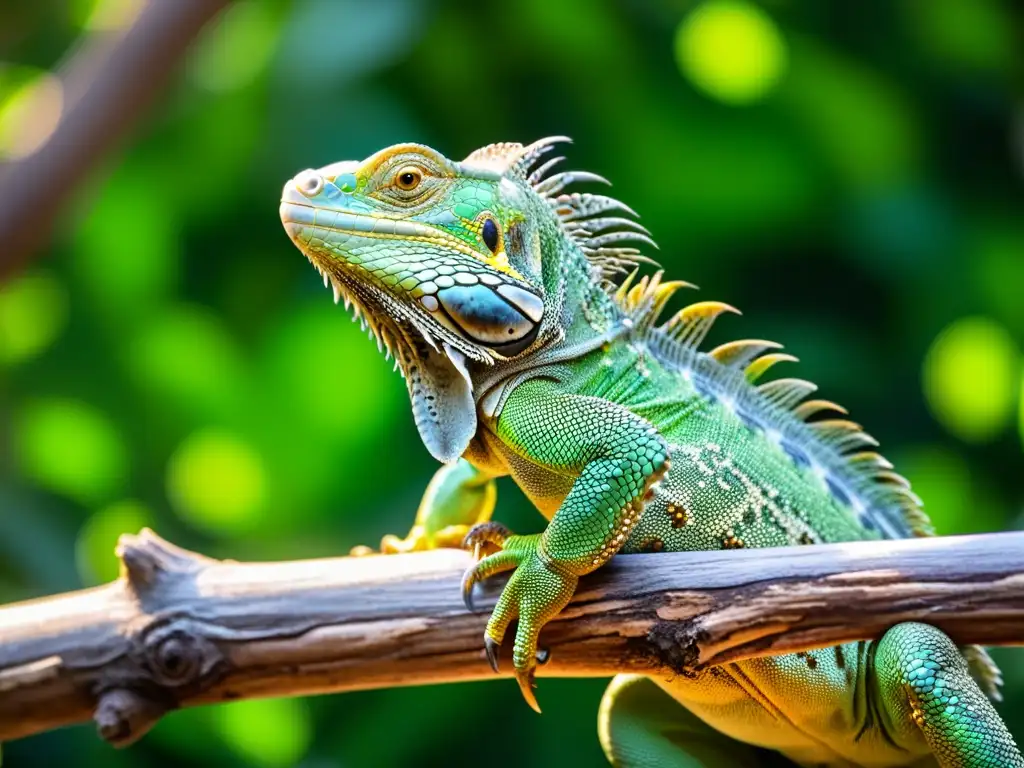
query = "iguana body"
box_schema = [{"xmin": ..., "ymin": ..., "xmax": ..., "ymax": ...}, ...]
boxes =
[{"xmin": 279, "ymin": 138, "xmax": 1022, "ymax": 767}]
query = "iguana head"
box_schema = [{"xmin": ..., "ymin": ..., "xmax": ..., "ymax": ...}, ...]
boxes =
[{"xmin": 280, "ymin": 138, "xmax": 653, "ymax": 461}]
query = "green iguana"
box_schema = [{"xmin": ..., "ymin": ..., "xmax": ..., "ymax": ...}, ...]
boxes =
[{"xmin": 279, "ymin": 137, "xmax": 1022, "ymax": 768}]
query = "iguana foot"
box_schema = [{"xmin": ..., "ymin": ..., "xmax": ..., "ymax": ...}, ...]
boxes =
[
  {"xmin": 461, "ymin": 525, "xmax": 578, "ymax": 713},
  {"xmin": 349, "ymin": 523, "xmax": 473, "ymax": 556}
]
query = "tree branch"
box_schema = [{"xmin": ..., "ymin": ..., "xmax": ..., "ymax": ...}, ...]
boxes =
[
  {"xmin": 0, "ymin": 530, "xmax": 1022, "ymax": 746},
  {"xmin": 0, "ymin": 0, "xmax": 229, "ymax": 278}
]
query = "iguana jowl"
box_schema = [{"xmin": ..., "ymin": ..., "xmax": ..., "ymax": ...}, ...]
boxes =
[{"xmin": 279, "ymin": 138, "xmax": 1022, "ymax": 768}]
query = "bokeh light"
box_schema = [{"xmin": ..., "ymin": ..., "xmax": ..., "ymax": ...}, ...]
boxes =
[
  {"xmin": 893, "ymin": 444, "xmax": 1004, "ymax": 534},
  {"xmin": 0, "ymin": 271, "xmax": 67, "ymax": 365},
  {"xmin": 76, "ymin": 499, "xmax": 154, "ymax": 584},
  {"xmin": 166, "ymin": 429, "xmax": 267, "ymax": 535},
  {"xmin": 923, "ymin": 317, "xmax": 1020, "ymax": 443},
  {"xmin": 70, "ymin": 0, "xmax": 144, "ymax": 31},
  {"xmin": 14, "ymin": 399, "xmax": 128, "ymax": 505},
  {"xmin": 213, "ymin": 698, "xmax": 312, "ymax": 768},
  {"xmin": 126, "ymin": 304, "xmax": 245, "ymax": 419},
  {"xmin": 1019, "ymin": 371, "xmax": 1024, "ymax": 449},
  {"xmin": 674, "ymin": 1, "xmax": 787, "ymax": 105},
  {"xmin": 189, "ymin": 1, "xmax": 280, "ymax": 93},
  {"xmin": 782, "ymin": 41, "xmax": 918, "ymax": 191},
  {"xmin": 904, "ymin": 0, "xmax": 1014, "ymax": 73},
  {"xmin": 0, "ymin": 68, "xmax": 63, "ymax": 159},
  {"xmin": 73, "ymin": 171, "xmax": 180, "ymax": 316}
]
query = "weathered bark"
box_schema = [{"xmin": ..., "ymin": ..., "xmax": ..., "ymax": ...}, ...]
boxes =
[
  {"xmin": 0, "ymin": 529, "xmax": 1022, "ymax": 747},
  {"xmin": 0, "ymin": 0, "xmax": 229, "ymax": 277}
]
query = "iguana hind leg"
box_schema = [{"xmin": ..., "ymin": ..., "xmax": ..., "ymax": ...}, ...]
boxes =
[
  {"xmin": 599, "ymin": 675, "xmax": 778, "ymax": 768},
  {"xmin": 352, "ymin": 458, "xmax": 497, "ymax": 555},
  {"xmin": 875, "ymin": 622, "xmax": 1023, "ymax": 768}
]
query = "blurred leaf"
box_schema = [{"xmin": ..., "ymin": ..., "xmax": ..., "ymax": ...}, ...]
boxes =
[
  {"xmin": 783, "ymin": 38, "xmax": 919, "ymax": 191},
  {"xmin": 901, "ymin": 0, "xmax": 1014, "ymax": 73},
  {"xmin": 75, "ymin": 499, "xmax": 154, "ymax": 584},
  {"xmin": 213, "ymin": 698, "xmax": 312, "ymax": 768},
  {"xmin": 70, "ymin": 0, "xmax": 143, "ymax": 31},
  {"xmin": 923, "ymin": 317, "xmax": 1019, "ymax": 443},
  {"xmin": 973, "ymin": 224, "xmax": 1024, "ymax": 335},
  {"xmin": 72, "ymin": 167, "xmax": 180, "ymax": 317},
  {"xmin": 275, "ymin": 0, "xmax": 423, "ymax": 89},
  {"xmin": 0, "ymin": 271, "xmax": 67, "ymax": 366},
  {"xmin": 189, "ymin": 0, "xmax": 280, "ymax": 93},
  {"xmin": 13, "ymin": 399, "xmax": 129, "ymax": 506},
  {"xmin": 674, "ymin": 0, "xmax": 788, "ymax": 105},
  {"xmin": 125, "ymin": 304, "xmax": 248, "ymax": 421},
  {"xmin": 892, "ymin": 444, "xmax": 1005, "ymax": 534},
  {"xmin": 166, "ymin": 428, "xmax": 267, "ymax": 536},
  {"xmin": 1019, "ymin": 369, "xmax": 1024, "ymax": 451},
  {"xmin": 260, "ymin": 301, "xmax": 404, "ymax": 440},
  {"xmin": 0, "ymin": 67, "xmax": 62, "ymax": 160}
]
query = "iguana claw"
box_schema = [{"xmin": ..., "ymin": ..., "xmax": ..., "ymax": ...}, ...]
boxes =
[
  {"xmin": 517, "ymin": 667, "xmax": 541, "ymax": 714},
  {"xmin": 461, "ymin": 567, "xmax": 480, "ymax": 612},
  {"xmin": 460, "ymin": 528, "xmax": 577, "ymax": 713},
  {"xmin": 485, "ymin": 635, "xmax": 501, "ymax": 672}
]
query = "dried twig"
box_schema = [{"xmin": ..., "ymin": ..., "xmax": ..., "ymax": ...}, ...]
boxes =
[
  {"xmin": 0, "ymin": 0, "xmax": 229, "ymax": 278},
  {"xmin": 0, "ymin": 529, "xmax": 1021, "ymax": 747}
]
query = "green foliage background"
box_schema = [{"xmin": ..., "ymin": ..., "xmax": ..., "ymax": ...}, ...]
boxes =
[{"xmin": 1, "ymin": 1, "xmax": 1022, "ymax": 766}]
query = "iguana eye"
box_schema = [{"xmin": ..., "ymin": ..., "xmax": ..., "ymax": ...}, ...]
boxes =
[
  {"xmin": 395, "ymin": 167, "xmax": 422, "ymax": 191},
  {"xmin": 482, "ymin": 218, "xmax": 499, "ymax": 252}
]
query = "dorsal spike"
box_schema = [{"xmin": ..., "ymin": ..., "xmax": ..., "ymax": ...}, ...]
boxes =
[
  {"xmin": 745, "ymin": 352, "xmax": 799, "ymax": 383},
  {"xmin": 622, "ymin": 273, "xmax": 653, "ymax": 314},
  {"xmin": 527, "ymin": 155, "xmax": 565, "ymax": 184},
  {"xmin": 614, "ymin": 268, "xmax": 640, "ymax": 304},
  {"xmin": 554, "ymin": 193, "xmax": 638, "ymax": 221},
  {"xmin": 792, "ymin": 398, "xmax": 849, "ymax": 421},
  {"xmin": 662, "ymin": 301, "xmax": 741, "ymax": 349},
  {"xmin": 811, "ymin": 419, "xmax": 864, "ymax": 439},
  {"xmin": 584, "ymin": 230, "xmax": 659, "ymax": 251},
  {"xmin": 874, "ymin": 470, "xmax": 912, "ymax": 488},
  {"xmin": 578, "ymin": 217, "xmax": 652, "ymax": 236},
  {"xmin": 812, "ymin": 422, "xmax": 879, "ymax": 452},
  {"xmin": 757, "ymin": 378, "xmax": 818, "ymax": 410},
  {"xmin": 847, "ymin": 451, "xmax": 894, "ymax": 471},
  {"xmin": 534, "ymin": 170, "xmax": 611, "ymax": 197},
  {"xmin": 512, "ymin": 136, "xmax": 571, "ymax": 177},
  {"xmin": 636, "ymin": 279, "xmax": 698, "ymax": 331},
  {"xmin": 709, "ymin": 339, "xmax": 782, "ymax": 369}
]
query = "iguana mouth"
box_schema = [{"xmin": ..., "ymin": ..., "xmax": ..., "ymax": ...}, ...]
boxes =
[
  {"xmin": 280, "ymin": 191, "xmax": 544, "ymax": 364},
  {"xmin": 280, "ymin": 198, "xmax": 498, "ymax": 368}
]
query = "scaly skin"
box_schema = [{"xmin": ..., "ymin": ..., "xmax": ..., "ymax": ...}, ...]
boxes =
[{"xmin": 280, "ymin": 138, "xmax": 1021, "ymax": 767}]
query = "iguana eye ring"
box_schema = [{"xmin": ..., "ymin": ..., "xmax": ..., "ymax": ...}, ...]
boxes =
[{"xmin": 395, "ymin": 166, "xmax": 422, "ymax": 191}]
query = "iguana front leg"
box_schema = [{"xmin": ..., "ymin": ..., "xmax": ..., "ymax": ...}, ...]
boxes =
[
  {"xmin": 352, "ymin": 459, "xmax": 497, "ymax": 555},
  {"xmin": 462, "ymin": 379, "xmax": 670, "ymax": 711},
  {"xmin": 876, "ymin": 623, "xmax": 1023, "ymax": 767}
]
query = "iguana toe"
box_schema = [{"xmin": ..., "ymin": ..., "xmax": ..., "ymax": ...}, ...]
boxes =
[
  {"xmin": 465, "ymin": 532, "xmax": 578, "ymax": 712},
  {"xmin": 462, "ymin": 521, "xmax": 512, "ymax": 557}
]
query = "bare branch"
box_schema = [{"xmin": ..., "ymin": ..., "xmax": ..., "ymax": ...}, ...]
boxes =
[
  {"xmin": 0, "ymin": 529, "xmax": 1021, "ymax": 746},
  {"xmin": 0, "ymin": 0, "xmax": 229, "ymax": 278}
]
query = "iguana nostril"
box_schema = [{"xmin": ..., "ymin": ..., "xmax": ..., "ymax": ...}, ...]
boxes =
[{"xmin": 295, "ymin": 170, "xmax": 323, "ymax": 197}]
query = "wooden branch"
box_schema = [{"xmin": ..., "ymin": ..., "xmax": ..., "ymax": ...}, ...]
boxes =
[
  {"xmin": 1, "ymin": 530, "xmax": 1022, "ymax": 747},
  {"xmin": 0, "ymin": 0, "xmax": 229, "ymax": 278}
]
